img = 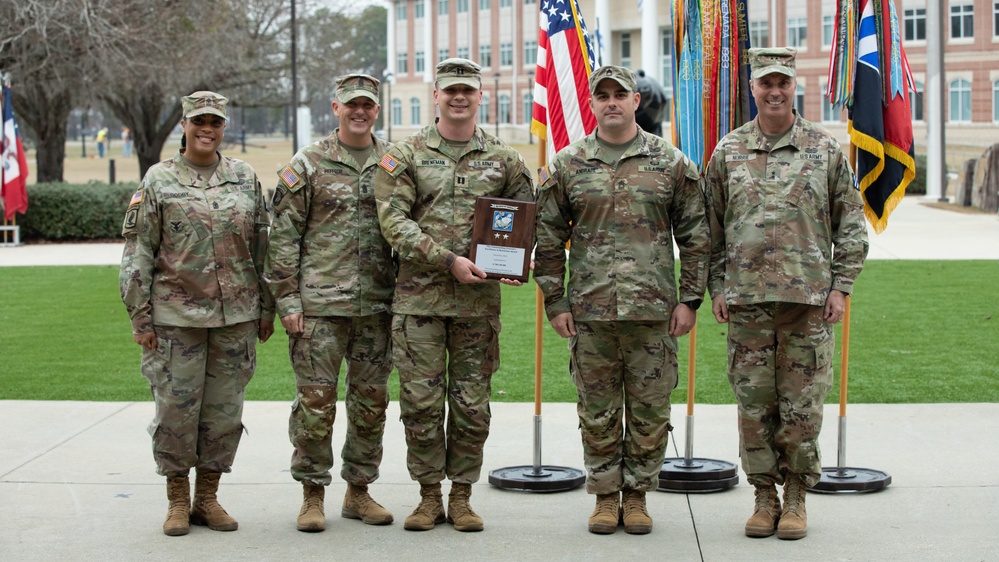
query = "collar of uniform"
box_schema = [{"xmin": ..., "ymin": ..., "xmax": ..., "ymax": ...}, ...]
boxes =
[
  {"xmin": 172, "ymin": 150, "xmax": 239, "ymax": 187},
  {"xmin": 328, "ymin": 128, "xmax": 381, "ymax": 171},
  {"xmin": 748, "ymin": 110, "xmax": 804, "ymax": 153},
  {"xmin": 581, "ymin": 127, "xmax": 651, "ymax": 164},
  {"xmin": 426, "ymin": 123, "xmax": 488, "ymax": 155}
]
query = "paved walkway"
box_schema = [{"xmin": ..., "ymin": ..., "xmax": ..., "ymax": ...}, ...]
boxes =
[{"xmin": 1, "ymin": 197, "xmax": 997, "ymax": 560}]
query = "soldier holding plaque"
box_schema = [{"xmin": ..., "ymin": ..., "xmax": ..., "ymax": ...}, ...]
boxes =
[
  {"xmin": 534, "ymin": 65, "xmax": 709, "ymax": 536},
  {"xmin": 374, "ymin": 58, "xmax": 533, "ymax": 532}
]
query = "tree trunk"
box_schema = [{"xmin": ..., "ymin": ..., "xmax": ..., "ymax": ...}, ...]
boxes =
[
  {"xmin": 13, "ymin": 87, "xmax": 72, "ymax": 184},
  {"xmin": 102, "ymin": 84, "xmax": 187, "ymax": 180}
]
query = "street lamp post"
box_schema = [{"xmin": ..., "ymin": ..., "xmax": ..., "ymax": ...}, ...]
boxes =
[
  {"xmin": 494, "ymin": 72, "xmax": 501, "ymax": 138},
  {"xmin": 383, "ymin": 70, "xmax": 393, "ymax": 142},
  {"xmin": 527, "ymin": 70, "xmax": 534, "ymax": 145}
]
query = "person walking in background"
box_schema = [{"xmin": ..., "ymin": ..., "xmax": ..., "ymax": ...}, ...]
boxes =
[
  {"xmin": 96, "ymin": 126, "xmax": 108, "ymax": 158},
  {"xmin": 704, "ymin": 48, "xmax": 869, "ymax": 540},
  {"xmin": 265, "ymin": 74, "xmax": 396, "ymax": 533},
  {"xmin": 534, "ymin": 65, "xmax": 709, "ymax": 535},
  {"xmin": 374, "ymin": 58, "xmax": 534, "ymax": 532},
  {"xmin": 119, "ymin": 90, "xmax": 275, "ymax": 537},
  {"xmin": 122, "ymin": 126, "xmax": 133, "ymax": 158}
]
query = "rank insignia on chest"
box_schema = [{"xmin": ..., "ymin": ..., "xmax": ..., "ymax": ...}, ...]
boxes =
[
  {"xmin": 280, "ymin": 166, "xmax": 301, "ymax": 188},
  {"xmin": 129, "ymin": 190, "xmax": 143, "ymax": 205},
  {"xmin": 379, "ymin": 154, "xmax": 399, "ymax": 173}
]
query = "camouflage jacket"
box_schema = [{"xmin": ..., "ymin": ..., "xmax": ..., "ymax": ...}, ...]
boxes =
[
  {"xmin": 265, "ymin": 131, "xmax": 395, "ymax": 318},
  {"xmin": 120, "ymin": 151, "xmax": 274, "ymax": 333},
  {"xmin": 704, "ymin": 114, "xmax": 869, "ymax": 306},
  {"xmin": 534, "ymin": 128, "xmax": 710, "ymax": 322},
  {"xmin": 374, "ymin": 124, "xmax": 534, "ymax": 317}
]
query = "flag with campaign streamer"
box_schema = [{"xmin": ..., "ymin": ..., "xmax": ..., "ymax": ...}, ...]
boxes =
[
  {"xmin": 669, "ymin": 0, "xmax": 752, "ymax": 170},
  {"xmin": 828, "ymin": 0, "xmax": 915, "ymax": 233},
  {"xmin": 2, "ymin": 81, "xmax": 30, "ymax": 220},
  {"xmin": 531, "ymin": 0, "xmax": 598, "ymax": 154}
]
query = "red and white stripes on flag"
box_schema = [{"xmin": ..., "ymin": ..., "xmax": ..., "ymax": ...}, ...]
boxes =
[
  {"xmin": 531, "ymin": 0, "xmax": 597, "ymax": 155},
  {"xmin": 2, "ymin": 81, "xmax": 30, "ymax": 220}
]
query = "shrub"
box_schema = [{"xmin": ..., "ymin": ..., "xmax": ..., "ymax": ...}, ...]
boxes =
[
  {"xmin": 908, "ymin": 153, "xmax": 927, "ymax": 195},
  {"xmin": 19, "ymin": 181, "xmax": 139, "ymax": 241}
]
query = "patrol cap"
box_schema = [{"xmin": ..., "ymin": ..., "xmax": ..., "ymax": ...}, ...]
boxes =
[
  {"xmin": 335, "ymin": 73, "xmax": 380, "ymax": 104},
  {"xmin": 182, "ymin": 91, "xmax": 229, "ymax": 120},
  {"xmin": 435, "ymin": 58, "xmax": 482, "ymax": 89},
  {"xmin": 588, "ymin": 65, "xmax": 637, "ymax": 95},
  {"xmin": 748, "ymin": 47, "xmax": 797, "ymax": 79}
]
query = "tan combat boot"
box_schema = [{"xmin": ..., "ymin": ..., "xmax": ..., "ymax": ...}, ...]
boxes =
[
  {"xmin": 777, "ymin": 474, "xmax": 808, "ymax": 540},
  {"xmin": 190, "ymin": 471, "xmax": 238, "ymax": 531},
  {"xmin": 297, "ymin": 481, "xmax": 326, "ymax": 532},
  {"xmin": 621, "ymin": 489, "xmax": 653, "ymax": 534},
  {"xmin": 162, "ymin": 475, "xmax": 190, "ymax": 536},
  {"xmin": 403, "ymin": 483, "xmax": 445, "ymax": 531},
  {"xmin": 446, "ymin": 483, "xmax": 483, "ymax": 532},
  {"xmin": 342, "ymin": 483, "xmax": 393, "ymax": 525},
  {"xmin": 587, "ymin": 492, "xmax": 620, "ymax": 534},
  {"xmin": 745, "ymin": 484, "xmax": 781, "ymax": 537}
]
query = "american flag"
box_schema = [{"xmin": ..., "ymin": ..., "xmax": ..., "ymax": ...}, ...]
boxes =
[{"xmin": 531, "ymin": 0, "xmax": 597, "ymax": 155}]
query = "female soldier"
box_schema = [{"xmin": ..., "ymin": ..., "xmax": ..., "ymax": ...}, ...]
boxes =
[{"xmin": 119, "ymin": 91, "xmax": 274, "ymax": 536}]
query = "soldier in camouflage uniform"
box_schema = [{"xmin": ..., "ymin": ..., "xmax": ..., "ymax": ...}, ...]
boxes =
[
  {"xmin": 704, "ymin": 48, "xmax": 869, "ymax": 540},
  {"xmin": 374, "ymin": 58, "xmax": 534, "ymax": 532},
  {"xmin": 119, "ymin": 91, "xmax": 275, "ymax": 537},
  {"xmin": 534, "ymin": 65, "xmax": 709, "ymax": 535},
  {"xmin": 264, "ymin": 74, "xmax": 395, "ymax": 533}
]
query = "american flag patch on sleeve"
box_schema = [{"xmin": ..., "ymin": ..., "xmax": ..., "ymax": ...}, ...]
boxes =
[
  {"xmin": 129, "ymin": 190, "xmax": 143, "ymax": 205},
  {"xmin": 379, "ymin": 154, "xmax": 399, "ymax": 173},
  {"xmin": 280, "ymin": 166, "xmax": 301, "ymax": 188},
  {"xmin": 538, "ymin": 165, "xmax": 550, "ymax": 184}
]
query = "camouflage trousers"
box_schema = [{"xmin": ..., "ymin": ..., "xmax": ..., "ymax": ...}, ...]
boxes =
[
  {"xmin": 288, "ymin": 314, "xmax": 392, "ymax": 486},
  {"xmin": 391, "ymin": 314, "xmax": 500, "ymax": 485},
  {"xmin": 141, "ymin": 321, "xmax": 258, "ymax": 477},
  {"xmin": 570, "ymin": 321, "xmax": 678, "ymax": 494},
  {"xmin": 727, "ymin": 303, "xmax": 834, "ymax": 488}
]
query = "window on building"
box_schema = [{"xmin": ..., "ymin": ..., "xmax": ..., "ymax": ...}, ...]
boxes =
[
  {"xmin": 904, "ymin": 8, "xmax": 927, "ymax": 41},
  {"xmin": 415, "ymin": 0, "xmax": 425, "ymax": 18},
  {"xmin": 994, "ymin": 1, "xmax": 999, "ymax": 37},
  {"xmin": 795, "ymin": 84, "xmax": 805, "ymax": 117},
  {"xmin": 397, "ymin": 52, "xmax": 408, "ymax": 74},
  {"xmin": 993, "ymin": 79, "xmax": 999, "ymax": 121},
  {"xmin": 821, "ymin": 88, "xmax": 840, "ymax": 122},
  {"xmin": 523, "ymin": 92, "xmax": 533, "ymax": 124},
  {"xmin": 912, "ymin": 80, "xmax": 924, "ymax": 121},
  {"xmin": 438, "ymin": 48, "xmax": 450, "ymax": 63},
  {"xmin": 661, "ymin": 29, "xmax": 674, "ymax": 83},
  {"xmin": 480, "ymin": 44, "xmax": 492, "ymax": 67},
  {"xmin": 457, "ymin": 0, "xmax": 468, "ymax": 13},
  {"xmin": 416, "ymin": 51, "xmax": 425, "ymax": 73},
  {"xmin": 500, "ymin": 42, "xmax": 513, "ymax": 66},
  {"xmin": 439, "ymin": 0, "xmax": 449, "ymax": 16},
  {"xmin": 524, "ymin": 0, "xmax": 536, "ymax": 4},
  {"xmin": 788, "ymin": 17, "xmax": 807, "ymax": 49},
  {"xmin": 750, "ymin": 20, "xmax": 768, "ymax": 48},
  {"xmin": 396, "ymin": 3, "xmax": 407, "ymax": 20},
  {"xmin": 620, "ymin": 32, "xmax": 631, "ymax": 68},
  {"xmin": 500, "ymin": 0, "xmax": 512, "ymax": 7},
  {"xmin": 479, "ymin": 95, "xmax": 490, "ymax": 123},
  {"xmin": 457, "ymin": 46, "xmax": 470, "ymax": 59},
  {"xmin": 524, "ymin": 40, "xmax": 538, "ymax": 67},
  {"xmin": 950, "ymin": 3, "xmax": 974, "ymax": 39},
  {"xmin": 392, "ymin": 99, "xmax": 402, "ymax": 125},
  {"xmin": 479, "ymin": 0, "xmax": 490, "ymax": 9},
  {"xmin": 499, "ymin": 94, "xmax": 511, "ymax": 123},
  {"xmin": 822, "ymin": 14, "xmax": 835, "ymax": 47},
  {"xmin": 949, "ymin": 78, "xmax": 972, "ymax": 121},
  {"xmin": 663, "ymin": 87, "xmax": 673, "ymax": 122},
  {"xmin": 410, "ymin": 97, "xmax": 421, "ymax": 125}
]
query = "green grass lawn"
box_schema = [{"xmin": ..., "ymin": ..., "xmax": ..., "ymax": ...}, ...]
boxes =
[{"xmin": 1, "ymin": 261, "xmax": 996, "ymax": 403}]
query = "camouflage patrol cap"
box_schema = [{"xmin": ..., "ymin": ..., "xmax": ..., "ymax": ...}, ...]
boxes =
[
  {"xmin": 435, "ymin": 58, "xmax": 482, "ymax": 89},
  {"xmin": 335, "ymin": 73, "xmax": 381, "ymax": 104},
  {"xmin": 588, "ymin": 65, "xmax": 637, "ymax": 94},
  {"xmin": 182, "ymin": 91, "xmax": 229, "ymax": 120},
  {"xmin": 748, "ymin": 47, "xmax": 797, "ymax": 79}
]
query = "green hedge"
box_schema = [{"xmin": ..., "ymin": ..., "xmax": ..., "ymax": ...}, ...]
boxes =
[
  {"xmin": 908, "ymin": 154, "xmax": 927, "ymax": 195},
  {"xmin": 19, "ymin": 182, "xmax": 139, "ymax": 241}
]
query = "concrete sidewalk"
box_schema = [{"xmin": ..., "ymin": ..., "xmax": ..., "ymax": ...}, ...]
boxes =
[{"xmin": 1, "ymin": 401, "xmax": 997, "ymax": 561}]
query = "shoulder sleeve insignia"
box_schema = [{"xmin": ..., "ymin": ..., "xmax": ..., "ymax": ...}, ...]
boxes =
[
  {"xmin": 379, "ymin": 154, "xmax": 400, "ymax": 173},
  {"xmin": 279, "ymin": 166, "xmax": 301, "ymax": 189},
  {"xmin": 129, "ymin": 190, "xmax": 143, "ymax": 206},
  {"xmin": 538, "ymin": 165, "xmax": 550, "ymax": 184}
]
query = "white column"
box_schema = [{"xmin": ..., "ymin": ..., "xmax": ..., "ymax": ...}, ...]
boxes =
[
  {"xmin": 424, "ymin": 1, "xmax": 434, "ymax": 82},
  {"xmin": 640, "ymin": 0, "xmax": 659, "ymax": 80},
  {"xmin": 386, "ymin": 1, "xmax": 396, "ymax": 77},
  {"xmin": 595, "ymin": 0, "xmax": 611, "ymax": 67},
  {"xmin": 925, "ymin": 0, "xmax": 946, "ymax": 201}
]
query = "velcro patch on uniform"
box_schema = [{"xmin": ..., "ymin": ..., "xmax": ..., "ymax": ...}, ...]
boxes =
[
  {"xmin": 797, "ymin": 152, "xmax": 826, "ymax": 162},
  {"xmin": 470, "ymin": 160, "xmax": 500, "ymax": 169},
  {"xmin": 639, "ymin": 166, "xmax": 667, "ymax": 173},
  {"xmin": 123, "ymin": 207, "xmax": 138, "ymax": 230},
  {"xmin": 379, "ymin": 154, "xmax": 399, "ymax": 172},
  {"xmin": 129, "ymin": 190, "xmax": 143, "ymax": 205},
  {"xmin": 418, "ymin": 159, "xmax": 448, "ymax": 167},
  {"xmin": 279, "ymin": 166, "xmax": 301, "ymax": 188},
  {"xmin": 538, "ymin": 165, "xmax": 550, "ymax": 184},
  {"xmin": 725, "ymin": 154, "xmax": 756, "ymax": 162}
]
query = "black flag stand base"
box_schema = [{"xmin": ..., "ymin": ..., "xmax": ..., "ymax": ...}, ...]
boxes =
[
  {"xmin": 809, "ymin": 416, "xmax": 891, "ymax": 493},
  {"xmin": 658, "ymin": 415, "xmax": 739, "ymax": 493},
  {"xmin": 489, "ymin": 415, "xmax": 585, "ymax": 492}
]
